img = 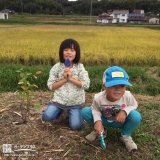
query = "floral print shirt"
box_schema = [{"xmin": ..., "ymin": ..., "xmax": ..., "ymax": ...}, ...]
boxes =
[{"xmin": 47, "ymin": 62, "xmax": 90, "ymax": 107}]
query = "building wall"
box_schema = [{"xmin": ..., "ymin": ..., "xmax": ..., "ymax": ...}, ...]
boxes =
[
  {"xmin": 149, "ymin": 18, "xmax": 159, "ymax": 24},
  {"xmin": 110, "ymin": 13, "xmax": 128, "ymax": 23},
  {"xmin": 102, "ymin": 19, "xmax": 109, "ymax": 23},
  {"xmin": 0, "ymin": 13, "xmax": 8, "ymax": 19}
]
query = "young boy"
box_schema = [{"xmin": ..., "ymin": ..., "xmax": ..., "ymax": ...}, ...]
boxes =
[{"xmin": 82, "ymin": 66, "xmax": 142, "ymax": 152}]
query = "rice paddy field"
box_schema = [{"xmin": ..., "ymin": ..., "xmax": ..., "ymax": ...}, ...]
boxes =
[{"xmin": 0, "ymin": 25, "xmax": 160, "ymax": 66}]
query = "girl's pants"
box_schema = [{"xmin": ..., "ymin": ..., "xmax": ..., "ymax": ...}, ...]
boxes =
[
  {"xmin": 42, "ymin": 102, "xmax": 83, "ymax": 130},
  {"xmin": 82, "ymin": 107, "xmax": 142, "ymax": 136}
]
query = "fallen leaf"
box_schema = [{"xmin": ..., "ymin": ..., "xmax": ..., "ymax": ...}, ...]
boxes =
[
  {"xmin": 29, "ymin": 117, "xmax": 35, "ymax": 121},
  {"xmin": 36, "ymin": 71, "xmax": 42, "ymax": 75}
]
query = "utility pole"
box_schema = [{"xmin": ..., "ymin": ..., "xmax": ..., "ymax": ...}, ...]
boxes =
[
  {"xmin": 90, "ymin": 0, "xmax": 92, "ymax": 23},
  {"xmin": 21, "ymin": 0, "xmax": 23, "ymax": 14}
]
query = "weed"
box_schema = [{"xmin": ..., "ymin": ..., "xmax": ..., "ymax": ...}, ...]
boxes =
[
  {"xmin": 144, "ymin": 103, "xmax": 159, "ymax": 109},
  {"xmin": 157, "ymin": 67, "xmax": 160, "ymax": 77},
  {"xmin": 16, "ymin": 68, "xmax": 42, "ymax": 122},
  {"xmin": 0, "ymin": 64, "xmax": 160, "ymax": 96}
]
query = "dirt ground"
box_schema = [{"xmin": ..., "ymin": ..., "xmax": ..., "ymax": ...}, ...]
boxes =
[{"xmin": 0, "ymin": 92, "xmax": 160, "ymax": 160}]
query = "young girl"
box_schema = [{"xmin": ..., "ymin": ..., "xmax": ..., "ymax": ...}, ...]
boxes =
[{"xmin": 42, "ymin": 38, "xmax": 90, "ymax": 130}]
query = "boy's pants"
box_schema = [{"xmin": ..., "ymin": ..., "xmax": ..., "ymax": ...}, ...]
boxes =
[{"xmin": 82, "ymin": 107, "xmax": 142, "ymax": 136}]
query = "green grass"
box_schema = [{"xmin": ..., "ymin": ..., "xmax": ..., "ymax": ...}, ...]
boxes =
[
  {"xmin": 0, "ymin": 19, "xmax": 39, "ymax": 24},
  {"xmin": 0, "ymin": 14, "xmax": 96, "ymax": 25},
  {"xmin": 1, "ymin": 14, "xmax": 160, "ymax": 30},
  {"xmin": 0, "ymin": 64, "xmax": 160, "ymax": 96}
]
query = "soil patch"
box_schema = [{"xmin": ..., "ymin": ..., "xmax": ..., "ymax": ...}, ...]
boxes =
[{"xmin": 0, "ymin": 92, "xmax": 160, "ymax": 160}]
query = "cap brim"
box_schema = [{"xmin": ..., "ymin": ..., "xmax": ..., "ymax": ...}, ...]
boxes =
[{"xmin": 104, "ymin": 80, "xmax": 132, "ymax": 87}]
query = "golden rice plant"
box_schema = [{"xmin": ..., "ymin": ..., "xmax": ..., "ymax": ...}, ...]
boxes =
[{"xmin": 0, "ymin": 25, "xmax": 160, "ymax": 66}]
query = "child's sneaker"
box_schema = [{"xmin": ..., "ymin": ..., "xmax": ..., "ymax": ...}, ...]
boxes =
[
  {"xmin": 86, "ymin": 130, "xmax": 106, "ymax": 142},
  {"xmin": 120, "ymin": 134, "xmax": 137, "ymax": 152},
  {"xmin": 41, "ymin": 118, "xmax": 45, "ymax": 124}
]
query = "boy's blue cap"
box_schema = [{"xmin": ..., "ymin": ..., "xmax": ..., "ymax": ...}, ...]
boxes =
[{"xmin": 102, "ymin": 66, "xmax": 132, "ymax": 87}]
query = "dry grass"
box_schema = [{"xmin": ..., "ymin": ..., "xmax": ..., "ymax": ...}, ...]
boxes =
[
  {"xmin": 0, "ymin": 92, "xmax": 160, "ymax": 160},
  {"xmin": 0, "ymin": 25, "xmax": 160, "ymax": 66}
]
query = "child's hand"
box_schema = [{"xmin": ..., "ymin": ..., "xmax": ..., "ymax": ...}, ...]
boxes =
[
  {"xmin": 94, "ymin": 120, "xmax": 104, "ymax": 136},
  {"xmin": 67, "ymin": 69, "xmax": 72, "ymax": 80},
  {"xmin": 64, "ymin": 68, "xmax": 69, "ymax": 79},
  {"xmin": 64, "ymin": 68, "xmax": 72, "ymax": 80},
  {"xmin": 115, "ymin": 110, "xmax": 127, "ymax": 123}
]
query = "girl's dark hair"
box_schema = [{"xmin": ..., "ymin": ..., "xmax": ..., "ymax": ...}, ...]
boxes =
[{"xmin": 59, "ymin": 38, "xmax": 80, "ymax": 64}]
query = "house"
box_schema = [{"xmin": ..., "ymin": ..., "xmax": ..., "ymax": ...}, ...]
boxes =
[
  {"xmin": 110, "ymin": 10, "xmax": 129, "ymax": 23},
  {"xmin": 128, "ymin": 9, "xmax": 146, "ymax": 23},
  {"xmin": 106, "ymin": 10, "xmax": 112, "ymax": 15},
  {"xmin": 149, "ymin": 18, "xmax": 159, "ymax": 24},
  {"xmin": 97, "ymin": 9, "xmax": 148, "ymax": 24},
  {"xmin": 97, "ymin": 12, "xmax": 113, "ymax": 23},
  {"xmin": 133, "ymin": 9, "xmax": 144, "ymax": 14},
  {"xmin": 0, "ymin": 9, "xmax": 9, "ymax": 19}
]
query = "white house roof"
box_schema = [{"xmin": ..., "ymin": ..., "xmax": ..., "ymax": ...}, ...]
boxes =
[
  {"xmin": 1, "ymin": 9, "xmax": 10, "ymax": 13},
  {"xmin": 149, "ymin": 18, "xmax": 159, "ymax": 20}
]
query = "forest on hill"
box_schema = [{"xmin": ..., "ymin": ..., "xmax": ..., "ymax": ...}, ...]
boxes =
[{"xmin": 1, "ymin": 0, "xmax": 160, "ymax": 16}]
